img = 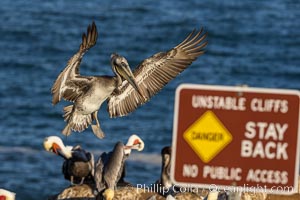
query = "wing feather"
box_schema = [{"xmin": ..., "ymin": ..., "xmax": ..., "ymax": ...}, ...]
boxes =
[
  {"xmin": 103, "ymin": 142, "xmax": 125, "ymax": 189},
  {"xmin": 51, "ymin": 22, "xmax": 98, "ymax": 105},
  {"xmin": 94, "ymin": 152, "xmax": 106, "ymax": 192},
  {"xmin": 107, "ymin": 28, "xmax": 207, "ymax": 117}
]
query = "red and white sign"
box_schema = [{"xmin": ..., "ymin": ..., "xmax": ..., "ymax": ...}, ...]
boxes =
[{"xmin": 171, "ymin": 84, "xmax": 300, "ymax": 194}]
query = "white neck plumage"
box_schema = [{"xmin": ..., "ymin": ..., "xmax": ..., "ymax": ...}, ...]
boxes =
[
  {"xmin": 60, "ymin": 145, "xmax": 73, "ymax": 159},
  {"xmin": 124, "ymin": 134, "xmax": 144, "ymax": 155}
]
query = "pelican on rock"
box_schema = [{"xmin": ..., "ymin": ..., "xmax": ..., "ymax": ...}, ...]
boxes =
[
  {"xmin": 51, "ymin": 22, "xmax": 207, "ymax": 139},
  {"xmin": 154, "ymin": 146, "xmax": 180, "ymax": 197},
  {"xmin": 94, "ymin": 134, "xmax": 144, "ymax": 200},
  {"xmin": 43, "ymin": 136, "xmax": 94, "ymax": 185}
]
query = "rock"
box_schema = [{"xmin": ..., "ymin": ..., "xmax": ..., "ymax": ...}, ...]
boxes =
[
  {"xmin": 58, "ymin": 184, "xmax": 95, "ymax": 199},
  {"xmin": 48, "ymin": 185, "xmax": 208, "ymax": 200},
  {"xmin": 48, "ymin": 184, "xmax": 95, "ymax": 200},
  {"xmin": 49, "ymin": 176, "xmax": 300, "ymax": 200}
]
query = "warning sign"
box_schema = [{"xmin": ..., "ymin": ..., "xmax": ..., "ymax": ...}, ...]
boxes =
[
  {"xmin": 183, "ymin": 110, "xmax": 232, "ymax": 163},
  {"xmin": 171, "ymin": 84, "xmax": 300, "ymax": 194}
]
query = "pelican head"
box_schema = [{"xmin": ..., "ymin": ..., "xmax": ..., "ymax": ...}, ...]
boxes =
[
  {"xmin": 110, "ymin": 53, "xmax": 144, "ymax": 97},
  {"xmin": 0, "ymin": 189, "xmax": 15, "ymax": 200},
  {"xmin": 161, "ymin": 146, "xmax": 171, "ymax": 166},
  {"xmin": 102, "ymin": 188, "xmax": 114, "ymax": 200},
  {"xmin": 124, "ymin": 134, "xmax": 144, "ymax": 155},
  {"xmin": 43, "ymin": 136, "xmax": 72, "ymax": 159}
]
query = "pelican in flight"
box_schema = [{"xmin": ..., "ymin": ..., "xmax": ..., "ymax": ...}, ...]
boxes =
[
  {"xmin": 94, "ymin": 134, "xmax": 144, "ymax": 200},
  {"xmin": 43, "ymin": 136, "xmax": 94, "ymax": 185},
  {"xmin": 51, "ymin": 22, "xmax": 207, "ymax": 139}
]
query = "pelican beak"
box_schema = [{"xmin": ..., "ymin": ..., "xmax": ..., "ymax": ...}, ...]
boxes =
[
  {"xmin": 51, "ymin": 143, "xmax": 67, "ymax": 159},
  {"xmin": 125, "ymin": 139, "xmax": 144, "ymax": 151},
  {"xmin": 124, "ymin": 145, "xmax": 132, "ymax": 150},
  {"xmin": 132, "ymin": 140, "xmax": 141, "ymax": 149},
  {"xmin": 115, "ymin": 63, "xmax": 145, "ymax": 98},
  {"xmin": 123, "ymin": 145, "xmax": 132, "ymax": 156}
]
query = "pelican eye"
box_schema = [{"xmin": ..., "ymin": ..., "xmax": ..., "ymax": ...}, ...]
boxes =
[{"xmin": 118, "ymin": 61, "xmax": 126, "ymax": 69}]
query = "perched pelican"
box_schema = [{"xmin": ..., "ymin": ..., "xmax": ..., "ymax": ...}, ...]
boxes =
[
  {"xmin": 154, "ymin": 146, "xmax": 180, "ymax": 197},
  {"xmin": 94, "ymin": 134, "xmax": 144, "ymax": 200},
  {"xmin": 159, "ymin": 146, "xmax": 172, "ymax": 190},
  {"xmin": 0, "ymin": 189, "xmax": 15, "ymax": 200},
  {"xmin": 156, "ymin": 146, "xmax": 213, "ymax": 199},
  {"xmin": 43, "ymin": 136, "xmax": 94, "ymax": 185},
  {"xmin": 51, "ymin": 22, "xmax": 207, "ymax": 139}
]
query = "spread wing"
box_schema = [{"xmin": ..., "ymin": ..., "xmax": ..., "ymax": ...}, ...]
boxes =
[
  {"xmin": 107, "ymin": 28, "xmax": 207, "ymax": 117},
  {"xmin": 51, "ymin": 22, "xmax": 98, "ymax": 105}
]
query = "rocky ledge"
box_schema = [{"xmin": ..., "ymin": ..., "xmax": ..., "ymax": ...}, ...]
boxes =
[{"xmin": 48, "ymin": 177, "xmax": 300, "ymax": 200}]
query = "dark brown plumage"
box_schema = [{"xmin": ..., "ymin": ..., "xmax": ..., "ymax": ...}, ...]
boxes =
[{"xmin": 62, "ymin": 145, "xmax": 95, "ymax": 185}]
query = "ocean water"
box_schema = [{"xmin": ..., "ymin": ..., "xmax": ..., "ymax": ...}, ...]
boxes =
[{"xmin": 0, "ymin": 0, "xmax": 299, "ymax": 199}]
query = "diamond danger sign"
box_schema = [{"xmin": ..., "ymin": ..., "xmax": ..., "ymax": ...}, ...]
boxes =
[{"xmin": 171, "ymin": 84, "xmax": 300, "ymax": 194}]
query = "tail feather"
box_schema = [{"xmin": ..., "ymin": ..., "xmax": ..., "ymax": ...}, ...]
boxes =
[
  {"xmin": 70, "ymin": 113, "xmax": 92, "ymax": 132},
  {"xmin": 62, "ymin": 105, "xmax": 93, "ymax": 133},
  {"xmin": 62, "ymin": 124, "xmax": 72, "ymax": 136},
  {"xmin": 63, "ymin": 105, "xmax": 74, "ymax": 122}
]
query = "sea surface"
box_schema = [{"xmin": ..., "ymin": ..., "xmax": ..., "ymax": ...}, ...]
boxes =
[{"xmin": 0, "ymin": 0, "xmax": 299, "ymax": 199}]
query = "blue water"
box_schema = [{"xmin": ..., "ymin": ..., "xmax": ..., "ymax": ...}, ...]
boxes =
[{"xmin": 0, "ymin": 0, "xmax": 299, "ymax": 199}]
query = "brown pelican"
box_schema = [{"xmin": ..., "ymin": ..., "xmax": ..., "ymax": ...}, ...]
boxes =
[
  {"xmin": 0, "ymin": 189, "xmax": 15, "ymax": 200},
  {"xmin": 43, "ymin": 136, "xmax": 94, "ymax": 185},
  {"xmin": 51, "ymin": 22, "xmax": 207, "ymax": 139},
  {"xmin": 155, "ymin": 147, "xmax": 220, "ymax": 200},
  {"xmin": 94, "ymin": 134, "xmax": 144, "ymax": 200},
  {"xmin": 154, "ymin": 146, "xmax": 179, "ymax": 197},
  {"xmin": 160, "ymin": 146, "xmax": 172, "ymax": 190}
]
